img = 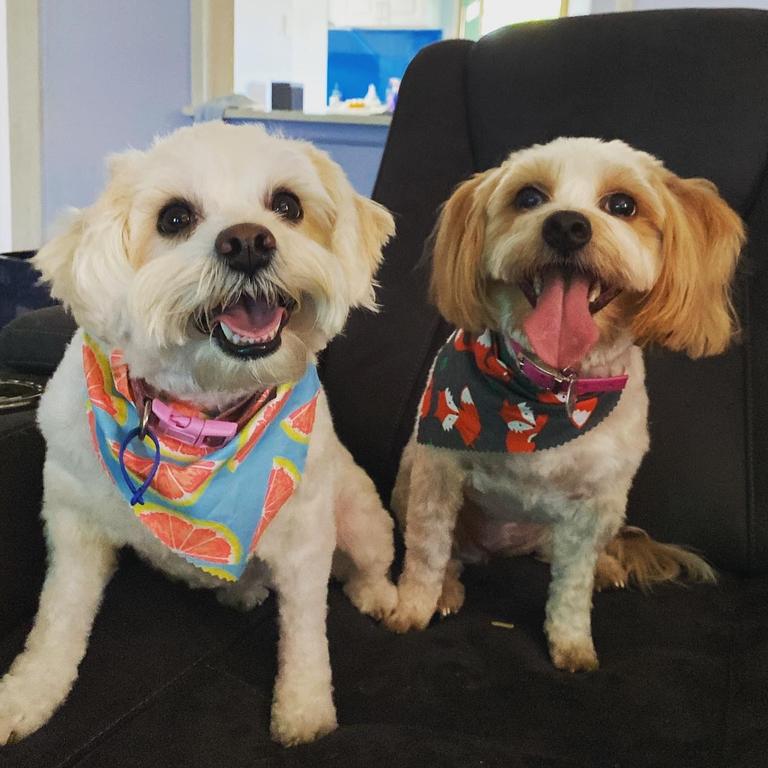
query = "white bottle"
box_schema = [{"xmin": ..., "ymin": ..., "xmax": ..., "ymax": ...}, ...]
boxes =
[{"xmin": 364, "ymin": 83, "xmax": 381, "ymax": 108}]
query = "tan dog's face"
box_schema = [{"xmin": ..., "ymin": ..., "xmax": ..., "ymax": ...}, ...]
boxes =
[
  {"xmin": 431, "ymin": 137, "xmax": 745, "ymax": 368},
  {"xmin": 34, "ymin": 122, "xmax": 393, "ymax": 393}
]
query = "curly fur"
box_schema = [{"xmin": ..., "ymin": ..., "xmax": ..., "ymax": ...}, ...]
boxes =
[{"xmin": 0, "ymin": 123, "xmax": 397, "ymax": 746}]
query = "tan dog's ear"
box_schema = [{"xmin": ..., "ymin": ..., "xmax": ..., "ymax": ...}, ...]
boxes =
[
  {"xmin": 303, "ymin": 144, "xmax": 394, "ymax": 309},
  {"xmin": 632, "ymin": 171, "xmax": 745, "ymax": 358},
  {"xmin": 430, "ymin": 170, "xmax": 495, "ymax": 331},
  {"xmin": 32, "ymin": 149, "xmax": 143, "ymax": 335}
]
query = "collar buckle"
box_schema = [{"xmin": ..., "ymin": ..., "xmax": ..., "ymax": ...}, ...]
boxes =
[{"xmin": 150, "ymin": 399, "xmax": 238, "ymax": 447}]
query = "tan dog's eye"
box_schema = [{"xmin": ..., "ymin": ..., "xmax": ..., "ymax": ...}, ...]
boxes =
[
  {"xmin": 514, "ymin": 186, "xmax": 548, "ymax": 210},
  {"xmin": 271, "ymin": 191, "xmax": 303, "ymax": 222},
  {"xmin": 603, "ymin": 193, "xmax": 636, "ymax": 217},
  {"xmin": 157, "ymin": 201, "xmax": 196, "ymax": 237}
]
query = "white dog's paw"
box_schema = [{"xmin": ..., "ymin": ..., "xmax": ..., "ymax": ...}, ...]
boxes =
[
  {"xmin": 549, "ymin": 638, "xmax": 599, "ymax": 673},
  {"xmin": 0, "ymin": 676, "xmax": 57, "ymax": 745},
  {"xmin": 343, "ymin": 576, "xmax": 398, "ymax": 620},
  {"xmin": 216, "ymin": 583, "xmax": 270, "ymax": 612},
  {"xmin": 270, "ymin": 684, "xmax": 337, "ymax": 746}
]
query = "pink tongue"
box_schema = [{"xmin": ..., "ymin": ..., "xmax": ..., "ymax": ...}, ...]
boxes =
[
  {"xmin": 214, "ymin": 296, "xmax": 284, "ymax": 339},
  {"xmin": 522, "ymin": 272, "xmax": 598, "ymax": 369}
]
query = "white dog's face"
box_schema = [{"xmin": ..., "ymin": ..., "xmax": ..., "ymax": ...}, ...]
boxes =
[
  {"xmin": 34, "ymin": 122, "xmax": 394, "ymax": 396},
  {"xmin": 431, "ymin": 137, "xmax": 745, "ymax": 368}
]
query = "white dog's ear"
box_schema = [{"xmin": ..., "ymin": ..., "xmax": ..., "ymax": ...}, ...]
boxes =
[
  {"xmin": 304, "ymin": 145, "xmax": 394, "ymax": 309},
  {"xmin": 33, "ymin": 149, "xmax": 144, "ymax": 336},
  {"xmin": 632, "ymin": 170, "xmax": 746, "ymax": 358},
  {"xmin": 430, "ymin": 169, "xmax": 497, "ymax": 331}
]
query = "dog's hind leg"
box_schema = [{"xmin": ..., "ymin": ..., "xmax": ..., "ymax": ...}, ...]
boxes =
[
  {"xmin": 0, "ymin": 501, "xmax": 116, "ymax": 744},
  {"xmin": 332, "ymin": 444, "xmax": 397, "ymax": 620},
  {"xmin": 436, "ymin": 558, "xmax": 465, "ymax": 617}
]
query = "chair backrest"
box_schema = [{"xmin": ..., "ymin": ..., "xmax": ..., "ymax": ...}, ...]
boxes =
[{"xmin": 321, "ymin": 9, "xmax": 768, "ymax": 574}]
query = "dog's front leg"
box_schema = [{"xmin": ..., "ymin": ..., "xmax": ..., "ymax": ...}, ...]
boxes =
[
  {"xmin": 0, "ymin": 504, "xmax": 116, "ymax": 744},
  {"xmin": 545, "ymin": 496, "xmax": 623, "ymax": 672},
  {"xmin": 265, "ymin": 519, "xmax": 337, "ymax": 746},
  {"xmin": 386, "ymin": 446, "xmax": 466, "ymax": 633}
]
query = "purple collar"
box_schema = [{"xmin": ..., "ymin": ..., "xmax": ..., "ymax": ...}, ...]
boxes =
[{"xmin": 507, "ymin": 338, "xmax": 628, "ymax": 414}]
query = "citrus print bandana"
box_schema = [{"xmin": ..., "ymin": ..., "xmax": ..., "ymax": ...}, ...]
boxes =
[
  {"xmin": 83, "ymin": 334, "xmax": 320, "ymax": 581},
  {"xmin": 416, "ymin": 329, "xmax": 622, "ymax": 454}
]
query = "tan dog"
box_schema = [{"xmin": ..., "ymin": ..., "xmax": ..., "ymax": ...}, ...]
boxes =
[{"xmin": 386, "ymin": 137, "xmax": 744, "ymax": 672}]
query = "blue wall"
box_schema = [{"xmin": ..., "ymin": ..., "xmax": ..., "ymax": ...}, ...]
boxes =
[{"xmin": 40, "ymin": 0, "xmax": 192, "ymax": 234}]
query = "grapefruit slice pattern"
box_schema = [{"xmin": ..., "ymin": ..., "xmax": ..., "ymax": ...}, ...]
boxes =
[
  {"xmin": 137, "ymin": 506, "xmax": 241, "ymax": 565},
  {"xmin": 110, "ymin": 350, "xmax": 132, "ymax": 401},
  {"xmin": 84, "ymin": 343, "xmax": 119, "ymax": 418},
  {"xmin": 249, "ymin": 457, "xmax": 300, "ymax": 553},
  {"xmin": 280, "ymin": 394, "xmax": 318, "ymax": 444},
  {"xmin": 111, "ymin": 440, "xmax": 218, "ymax": 503},
  {"xmin": 227, "ymin": 385, "xmax": 292, "ymax": 471}
]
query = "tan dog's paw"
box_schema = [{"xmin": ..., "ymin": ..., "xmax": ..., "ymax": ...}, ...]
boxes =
[
  {"xmin": 593, "ymin": 552, "xmax": 628, "ymax": 592},
  {"xmin": 270, "ymin": 685, "xmax": 337, "ymax": 746},
  {"xmin": 549, "ymin": 640, "xmax": 599, "ymax": 673},
  {"xmin": 383, "ymin": 584, "xmax": 437, "ymax": 633},
  {"xmin": 384, "ymin": 604, "xmax": 432, "ymax": 633},
  {"xmin": 344, "ymin": 576, "xmax": 398, "ymax": 620},
  {"xmin": 436, "ymin": 573, "xmax": 465, "ymax": 617}
]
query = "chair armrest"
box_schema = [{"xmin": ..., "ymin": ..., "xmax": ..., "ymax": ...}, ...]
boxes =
[{"xmin": 0, "ymin": 409, "xmax": 47, "ymax": 635}]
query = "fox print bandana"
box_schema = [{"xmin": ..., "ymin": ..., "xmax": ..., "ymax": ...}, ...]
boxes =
[
  {"xmin": 83, "ymin": 334, "xmax": 320, "ymax": 581},
  {"xmin": 417, "ymin": 329, "xmax": 622, "ymax": 454}
]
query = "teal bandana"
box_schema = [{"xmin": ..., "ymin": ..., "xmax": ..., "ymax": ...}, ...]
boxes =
[
  {"xmin": 84, "ymin": 334, "xmax": 320, "ymax": 582},
  {"xmin": 417, "ymin": 329, "xmax": 623, "ymax": 454}
]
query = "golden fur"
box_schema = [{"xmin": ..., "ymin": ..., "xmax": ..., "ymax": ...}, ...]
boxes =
[{"xmin": 388, "ymin": 138, "xmax": 744, "ymax": 671}]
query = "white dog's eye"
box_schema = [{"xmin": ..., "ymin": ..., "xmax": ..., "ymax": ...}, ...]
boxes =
[
  {"xmin": 514, "ymin": 186, "xmax": 548, "ymax": 210},
  {"xmin": 602, "ymin": 193, "xmax": 637, "ymax": 217},
  {"xmin": 271, "ymin": 190, "xmax": 303, "ymax": 222},
  {"xmin": 157, "ymin": 201, "xmax": 197, "ymax": 236}
]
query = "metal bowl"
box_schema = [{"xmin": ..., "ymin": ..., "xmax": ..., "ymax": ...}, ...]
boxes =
[{"xmin": 0, "ymin": 379, "xmax": 44, "ymax": 412}]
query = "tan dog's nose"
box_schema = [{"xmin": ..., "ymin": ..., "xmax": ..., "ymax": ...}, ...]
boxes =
[
  {"xmin": 215, "ymin": 223, "xmax": 276, "ymax": 275},
  {"xmin": 542, "ymin": 211, "xmax": 592, "ymax": 253}
]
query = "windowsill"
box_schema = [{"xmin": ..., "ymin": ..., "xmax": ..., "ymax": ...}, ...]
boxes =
[{"xmin": 182, "ymin": 106, "xmax": 392, "ymax": 126}]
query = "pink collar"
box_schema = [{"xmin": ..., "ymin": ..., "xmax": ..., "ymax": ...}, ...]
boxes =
[
  {"xmin": 128, "ymin": 376, "xmax": 271, "ymax": 449},
  {"xmin": 507, "ymin": 338, "xmax": 628, "ymax": 402}
]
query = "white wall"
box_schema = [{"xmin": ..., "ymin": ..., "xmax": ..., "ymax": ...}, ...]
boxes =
[
  {"xmin": 0, "ymin": 0, "xmax": 11, "ymax": 252},
  {"xmin": 235, "ymin": 0, "xmax": 329, "ymax": 113},
  {"xmin": 328, "ymin": 0, "xmax": 441, "ymax": 27}
]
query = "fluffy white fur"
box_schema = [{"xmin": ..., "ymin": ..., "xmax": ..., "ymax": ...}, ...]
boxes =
[
  {"xmin": 0, "ymin": 122, "xmax": 397, "ymax": 746},
  {"xmin": 386, "ymin": 138, "xmax": 745, "ymax": 672}
]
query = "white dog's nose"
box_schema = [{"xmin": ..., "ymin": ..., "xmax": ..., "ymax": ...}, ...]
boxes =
[{"xmin": 215, "ymin": 223, "xmax": 276, "ymax": 275}]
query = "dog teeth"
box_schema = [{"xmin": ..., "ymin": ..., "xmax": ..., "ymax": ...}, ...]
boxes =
[
  {"xmin": 533, "ymin": 275, "xmax": 543, "ymax": 296},
  {"xmin": 220, "ymin": 322, "xmax": 280, "ymax": 346},
  {"xmin": 589, "ymin": 281, "xmax": 602, "ymax": 304}
]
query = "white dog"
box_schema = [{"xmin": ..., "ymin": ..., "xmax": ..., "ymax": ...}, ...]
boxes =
[
  {"xmin": 386, "ymin": 138, "xmax": 744, "ymax": 672},
  {"xmin": 0, "ymin": 122, "xmax": 397, "ymax": 746}
]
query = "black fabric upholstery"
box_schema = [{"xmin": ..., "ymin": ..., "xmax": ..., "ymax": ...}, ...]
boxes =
[
  {"xmin": 1, "ymin": 10, "xmax": 768, "ymax": 767},
  {"xmin": 0, "ymin": 306, "xmax": 76, "ymax": 375}
]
